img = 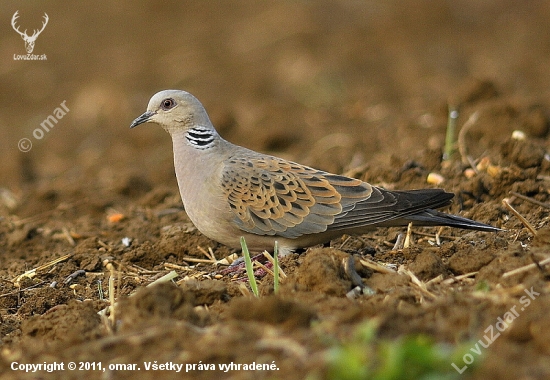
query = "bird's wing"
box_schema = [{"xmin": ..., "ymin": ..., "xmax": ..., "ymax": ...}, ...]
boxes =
[{"xmin": 221, "ymin": 154, "xmax": 372, "ymax": 238}]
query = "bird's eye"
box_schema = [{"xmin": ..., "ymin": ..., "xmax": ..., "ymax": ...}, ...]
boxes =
[{"xmin": 160, "ymin": 98, "xmax": 176, "ymax": 110}]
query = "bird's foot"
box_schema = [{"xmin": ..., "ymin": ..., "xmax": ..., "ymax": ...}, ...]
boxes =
[{"xmin": 218, "ymin": 252, "xmax": 272, "ymax": 280}]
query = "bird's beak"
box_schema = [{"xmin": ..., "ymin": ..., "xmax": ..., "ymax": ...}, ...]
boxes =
[{"xmin": 130, "ymin": 111, "xmax": 156, "ymax": 129}]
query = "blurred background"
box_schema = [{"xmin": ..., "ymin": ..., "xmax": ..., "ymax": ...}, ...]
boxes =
[{"xmin": 1, "ymin": 0, "xmax": 550, "ymax": 193}]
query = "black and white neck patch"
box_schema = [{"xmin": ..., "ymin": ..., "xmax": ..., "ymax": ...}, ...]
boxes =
[{"xmin": 185, "ymin": 126, "xmax": 216, "ymax": 149}]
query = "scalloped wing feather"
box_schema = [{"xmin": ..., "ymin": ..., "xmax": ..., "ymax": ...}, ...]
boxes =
[{"xmin": 221, "ymin": 155, "xmax": 373, "ymax": 238}]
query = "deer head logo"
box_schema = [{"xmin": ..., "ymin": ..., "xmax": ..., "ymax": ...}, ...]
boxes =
[{"xmin": 11, "ymin": 11, "xmax": 49, "ymax": 54}]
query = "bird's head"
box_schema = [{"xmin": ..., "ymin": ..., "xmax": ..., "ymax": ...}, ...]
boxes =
[{"xmin": 130, "ymin": 90, "xmax": 212, "ymax": 135}]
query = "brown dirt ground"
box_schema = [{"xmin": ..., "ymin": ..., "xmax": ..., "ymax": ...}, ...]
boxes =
[{"xmin": 2, "ymin": 1, "xmax": 550, "ymax": 379}]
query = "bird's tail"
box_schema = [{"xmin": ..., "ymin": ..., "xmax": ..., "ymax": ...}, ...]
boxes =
[{"xmin": 403, "ymin": 209, "xmax": 502, "ymax": 232}]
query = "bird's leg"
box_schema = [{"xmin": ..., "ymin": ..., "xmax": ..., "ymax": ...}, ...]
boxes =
[{"xmin": 219, "ymin": 251, "xmax": 270, "ymax": 277}]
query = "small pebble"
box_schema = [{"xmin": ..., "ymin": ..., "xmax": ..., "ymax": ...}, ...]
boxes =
[
  {"xmin": 426, "ymin": 172, "xmax": 445, "ymax": 185},
  {"xmin": 512, "ymin": 130, "xmax": 526, "ymax": 140},
  {"xmin": 487, "ymin": 164, "xmax": 502, "ymax": 177},
  {"xmin": 476, "ymin": 157, "xmax": 491, "ymax": 171},
  {"xmin": 464, "ymin": 168, "xmax": 476, "ymax": 178},
  {"xmin": 107, "ymin": 213, "xmax": 125, "ymax": 223}
]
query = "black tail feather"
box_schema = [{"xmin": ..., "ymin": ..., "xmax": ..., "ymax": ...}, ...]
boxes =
[{"xmin": 404, "ymin": 209, "xmax": 502, "ymax": 232}]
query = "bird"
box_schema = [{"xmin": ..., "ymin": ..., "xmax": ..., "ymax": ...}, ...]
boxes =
[{"xmin": 130, "ymin": 90, "xmax": 500, "ymax": 254}]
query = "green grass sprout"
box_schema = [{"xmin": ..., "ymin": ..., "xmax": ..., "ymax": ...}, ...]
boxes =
[
  {"xmin": 444, "ymin": 106, "xmax": 458, "ymax": 160},
  {"xmin": 240, "ymin": 236, "xmax": 259, "ymax": 297},
  {"xmin": 326, "ymin": 320, "xmax": 475, "ymax": 380},
  {"xmin": 273, "ymin": 241, "xmax": 279, "ymax": 294}
]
